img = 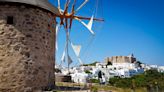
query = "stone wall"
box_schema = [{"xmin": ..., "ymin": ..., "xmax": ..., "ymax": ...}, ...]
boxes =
[
  {"xmin": 0, "ymin": 4, "xmax": 56, "ymax": 92},
  {"xmin": 105, "ymin": 56, "xmax": 136, "ymax": 64}
]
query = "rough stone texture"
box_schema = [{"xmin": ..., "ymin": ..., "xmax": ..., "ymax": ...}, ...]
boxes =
[
  {"xmin": 0, "ymin": 4, "xmax": 56, "ymax": 92},
  {"xmin": 105, "ymin": 55, "xmax": 136, "ymax": 64}
]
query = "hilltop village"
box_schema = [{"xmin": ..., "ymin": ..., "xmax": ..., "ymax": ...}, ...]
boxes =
[
  {"xmin": 55, "ymin": 54, "xmax": 164, "ymax": 84},
  {"xmin": 0, "ymin": 0, "xmax": 164, "ymax": 92}
]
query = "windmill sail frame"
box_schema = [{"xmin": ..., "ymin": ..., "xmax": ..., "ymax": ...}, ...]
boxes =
[{"xmin": 54, "ymin": 0, "xmax": 104, "ymax": 73}]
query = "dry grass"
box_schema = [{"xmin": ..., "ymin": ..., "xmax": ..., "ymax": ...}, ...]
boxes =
[
  {"xmin": 55, "ymin": 82, "xmax": 147, "ymax": 92},
  {"xmin": 91, "ymin": 85, "xmax": 147, "ymax": 92},
  {"xmin": 55, "ymin": 82, "xmax": 85, "ymax": 87}
]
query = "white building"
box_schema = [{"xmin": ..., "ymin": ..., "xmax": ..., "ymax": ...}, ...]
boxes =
[
  {"xmin": 58, "ymin": 62, "xmax": 145, "ymax": 83},
  {"xmin": 71, "ymin": 72, "xmax": 89, "ymax": 84},
  {"xmin": 158, "ymin": 66, "xmax": 164, "ymax": 73}
]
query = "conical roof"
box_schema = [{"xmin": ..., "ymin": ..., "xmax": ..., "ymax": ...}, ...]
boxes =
[{"xmin": 0, "ymin": 0, "xmax": 60, "ymax": 15}]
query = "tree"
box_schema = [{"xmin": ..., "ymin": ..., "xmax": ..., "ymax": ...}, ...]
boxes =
[
  {"xmin": 82, "ymin": 61, "xmax": 98, "ymax": 66},
  {"xmin": 107, "ymin": 62, "xmax": 112, "ymax": 66},
  {"xmin": 108, "ymin": 69, "xmax": 164, "ymax": 90},
  {"xmin": 54, "ymin": 68, "xmax": 61, "ymax": 73},
  {"xmin": 85, "ymin": 70, "xmax": 92, "ymax": 74},
  {"xmin": 136, "ymin": 61, "xmax": 142, "ymax": 67}
]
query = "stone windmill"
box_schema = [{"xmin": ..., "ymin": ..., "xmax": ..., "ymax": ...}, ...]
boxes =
[
  {"xmin": 0, "ymin": 0, "xmax": 59, "ymax": 91},
  {"xmin": 0, "ymin": 0, "xmax": 104, "ymax": 91}
]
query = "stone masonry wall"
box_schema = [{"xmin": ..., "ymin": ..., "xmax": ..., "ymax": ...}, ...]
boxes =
[
  {"xmin": 105, "ymin": 56, "xmax": 136, "ymax": 64},
  {"xmin": 0, "ymin": 4, "xmax": 56, "ymax": 92}
]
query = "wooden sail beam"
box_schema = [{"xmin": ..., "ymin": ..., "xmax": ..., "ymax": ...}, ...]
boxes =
[
  {"xmin": 69, "ymin": 0, "xmax": 76, "ymax": 29},
  {"xmin": 58, "ymin": 0, "xmax": 70, "ymax": 25},
  {"xmin": 55, "ymin": 0, "xmax": 104, "ymax": 29},
  {"xmin": 63, "ymin": 0, "xmax": 70, "ymax": 15},
  {"xmin": 73, "ymin": 16, "xmax": 104, "ymax": 21},
  {"xmin": 55, "ymin": 14, "xmax": 104, "ymax": 22}
]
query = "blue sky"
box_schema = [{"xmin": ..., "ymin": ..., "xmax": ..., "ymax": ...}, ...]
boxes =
[{"xmin": 49, "ymin": 0, "xmax": 164, "ymax": 66}]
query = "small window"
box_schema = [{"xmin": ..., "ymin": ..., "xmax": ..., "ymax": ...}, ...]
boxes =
[{"xmin": 7, "ymin": 16, "xmax": 14, "ymax": 24}]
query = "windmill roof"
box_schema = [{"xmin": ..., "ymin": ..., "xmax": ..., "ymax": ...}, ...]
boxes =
[{"xmin": 0, "ymin": 0, "xmax": 60, "ymax": 15}]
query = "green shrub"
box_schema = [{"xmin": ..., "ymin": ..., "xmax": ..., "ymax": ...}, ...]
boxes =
[
  {"xmin": 108, "ymin": 69, "xmax": 164, "ymax": 89},
  {"xmin": 85, "ymin": 70, "xmax": 92, "ymax": 74},
  {"xmin": 82, "ymin": 61, "xmax": 98, "ymax": 66},
  {"xmin": 90, "ymin": 79, "xmax": 100, "ymax": 83},
  {"xmin": 90, "ymin": 86, "xmax": 98, "ymax": 92}
]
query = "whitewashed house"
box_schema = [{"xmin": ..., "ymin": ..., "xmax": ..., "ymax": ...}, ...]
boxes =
[
  {"xmin": 158, "ymin": 66, "xmax": 164, "ymax": 73},
  {"xmin": 71, "ymin": 72, "xmax": 89, "ymax": 84}
]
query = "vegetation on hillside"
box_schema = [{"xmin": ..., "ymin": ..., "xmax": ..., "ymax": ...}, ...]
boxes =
[
  {"xmin": 109, "ymin": 69, "xmax": 164, "ymax": 91},
  {"xmin": 82, "ymin": 61, "xmax": 98, "ymax": 66},
  {"xmin": 84, "ymin": 70, "xmax": 92, "ymax": 74}
]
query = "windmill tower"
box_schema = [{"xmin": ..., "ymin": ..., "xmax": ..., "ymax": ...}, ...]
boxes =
[{"xmin": 0, "ymin": 0, "xmax": 59, "ymax": 91}]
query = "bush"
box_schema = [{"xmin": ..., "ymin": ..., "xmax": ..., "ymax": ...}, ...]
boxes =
[
  {"xmin": 90, "ymin": 86, "xmax": 98, "ymax": 92},
  {"xmin": 85, "ymin": 70, "xmax": 92, "ymax": 74},
  {"xmin": 109, "ymin": 77, "xmax": 118, "ymax": 85},
  {"xmin": 54, "ymin": 68, "xmax": 61, "ymax": 73},
  {"xmin": 90, "ymin": 79, "xmax": 100, "ymax": 83},
  {"xmin": 108, "ymin": 69, "xmax": 164, "ymax": 89},
  {"xmin": 82, "ymin": 61, "xmax": 98, "ymax": 66}
]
